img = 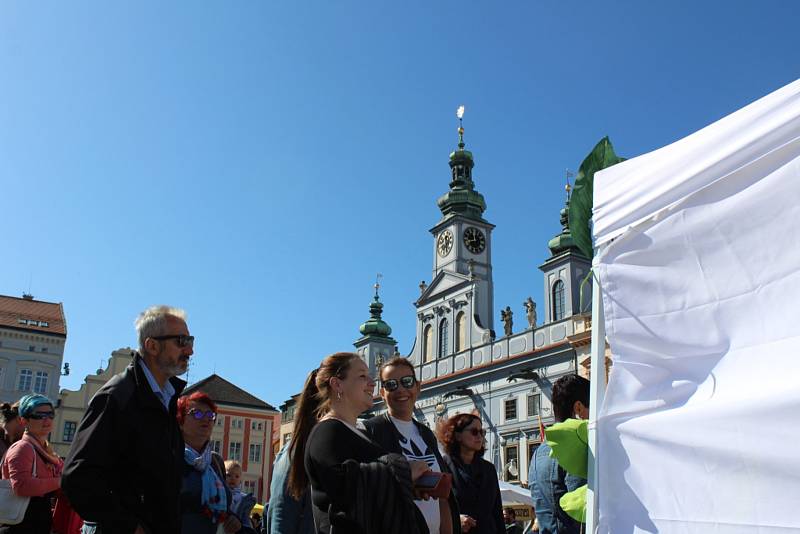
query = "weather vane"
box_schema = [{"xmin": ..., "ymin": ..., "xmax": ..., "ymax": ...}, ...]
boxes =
[
  {"xmin": 456, "ymin": 105, "xmax": 466, "ymax": 148},
  {"xmin": 565, "ymin": 169, "xmax": 574, "ymax": 199},
  {"xmin": 374, "ymin": 273, "xmax": 383, "ymax": 297}
]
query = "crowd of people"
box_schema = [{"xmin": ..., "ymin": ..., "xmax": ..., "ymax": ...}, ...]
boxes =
[{"xmin": 0, "ymin": 304, "xmax": 590, "ymax": 534}]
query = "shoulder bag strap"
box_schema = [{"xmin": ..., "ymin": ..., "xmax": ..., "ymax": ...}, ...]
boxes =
[{"xmin": 28, "ymin": 442, "xmax": 37, "ymax": 477}]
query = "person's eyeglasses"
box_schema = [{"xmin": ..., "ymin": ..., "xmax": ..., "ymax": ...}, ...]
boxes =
[
  {"xmin": 460, "ymin": 427, "xmax": 486, "ymax": 437},
  {"xmin": 151, "ymin": 335, "xmax": 195, "ymax": 348},
  {"xmin": 27, "ymin": 411, "xmax": 55, "ymax": 420},
  {"xmin": 187, "ymin": 408, "xmax": 217, "ymax": 421},
  {"xmin": 381, "ymin": 375, "xmax": 416, "ymax": 392}
]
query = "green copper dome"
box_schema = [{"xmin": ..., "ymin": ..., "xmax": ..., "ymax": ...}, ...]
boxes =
[
  {"xmin": 437, "ymin": 128, "xmax": 487, "ymax": 222},
  {"xmin": 548, "ymin": 188, "xmax": 582, "ymax": 255},
  {"xmin": 359, "ymin": 293, "xmax": 393, "ymax": 338}
]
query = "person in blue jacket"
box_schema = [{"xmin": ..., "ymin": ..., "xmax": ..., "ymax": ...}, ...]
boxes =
[
  {"xmin": 266, "ymin": 440, "xmax": 313, "ymax": 534},
  {"xmin": 528, "ymin": 375, "xmax": 589, "ymax": 534}
]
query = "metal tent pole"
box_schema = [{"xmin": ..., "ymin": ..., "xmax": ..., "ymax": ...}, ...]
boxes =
[{"xmin": 585, "ymin": 258, "xmax": 606, "ymax": 534}]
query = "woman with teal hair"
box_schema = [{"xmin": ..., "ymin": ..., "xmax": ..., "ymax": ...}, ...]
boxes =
[{"xmin": 0, "ymin": 394, "xmax": 63, "ymax": 534}]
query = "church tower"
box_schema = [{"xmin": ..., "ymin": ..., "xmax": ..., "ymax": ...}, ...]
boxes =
[
  {"xmin": 539, "ymin": 183, "xmax": 592, "ymax": 324},
  {"xmin": 411, "ymin": 108, "xmax": 495, "ymax": 366},
  {"xmin": 354, "ymin": 282, "xmax": 397, "ymax": 376}
]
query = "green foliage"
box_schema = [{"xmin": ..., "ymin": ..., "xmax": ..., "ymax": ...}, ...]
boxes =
[{"xmin": 568, "ymin": 137, "xmax": 625, "ymax": 259}]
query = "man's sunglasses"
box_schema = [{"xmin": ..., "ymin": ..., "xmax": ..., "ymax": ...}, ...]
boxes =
[
  {"xmin": 187, "ymin": 408, "xmax": 217, "ymax": 421},
  {"xmin": 381, "ymin": 375, "xmax": 416, "ymax": 392},
  {"xmin": 151, "ymin": 335, "xmax": 195, "ymax": 348},
  {"xmin": 27, "ymin": 411, "xmax": 55, "ymax": 420},
  {"xmin": 460, "ymin": 427, "xmax": 486, "ymax": 437}
]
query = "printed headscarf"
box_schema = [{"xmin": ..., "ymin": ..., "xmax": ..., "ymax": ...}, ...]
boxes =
[{"xmin": 19, "ymin": 394, "xmax": 53, "ymax": 418}]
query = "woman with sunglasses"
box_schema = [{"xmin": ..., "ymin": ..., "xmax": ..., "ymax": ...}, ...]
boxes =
[
  {"xmin": 438, "ymin": 414, "xmax": 504, "ymax": 534},
  {"xmin": 288, "ymin": 352, "xmax": 429, "ymax": 534},
  {"xmin": 177, "ymin": 391, "xmax": 241, "ymax": 534},
  {"xmin": 364, "ymin": 357, "xmax": 461, "ymax": 534},
  {"xmin": 0, "ymin": 394, "xmax": 63, "ymax": 534}
]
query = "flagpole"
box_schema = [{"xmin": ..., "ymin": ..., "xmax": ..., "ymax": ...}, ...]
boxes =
[{"xmin": 585, "ymin": 253, "xmax": 606, "ymax": 534}]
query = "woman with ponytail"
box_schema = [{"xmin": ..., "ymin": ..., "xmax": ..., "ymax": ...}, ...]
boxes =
[{"xmin": 287, "ymin": 352, "xmax": 430, "ymax": 534}]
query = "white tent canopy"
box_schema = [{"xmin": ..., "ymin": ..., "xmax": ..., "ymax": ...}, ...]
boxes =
[
  {"xmin": 498, "ymin": 480, "xmax": 534, "ymax": 507},
  {"xmin": 591, "ymin": 79, "xmax": 800, "ymax": 533}
]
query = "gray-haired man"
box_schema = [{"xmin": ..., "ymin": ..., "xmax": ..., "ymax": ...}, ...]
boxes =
[{"xmin": 63, "ymin": 306, "xmax": 194, "ymax": 534}]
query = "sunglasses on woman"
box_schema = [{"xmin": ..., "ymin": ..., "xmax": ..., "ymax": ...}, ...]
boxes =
[
  {"xmin": 381, "ymin": 375, "xmax": 416, "ymax": 392},
  {"xmin": 27, "ymin": 411, "xmax": 56, "ymax": 420},
  {"xmin": 459, "ymin": 427, "xmax": 486, "ymax": 437},
  {"xmin": 187, "ymin": 408, "xmax": 217, "ymax": 421}
]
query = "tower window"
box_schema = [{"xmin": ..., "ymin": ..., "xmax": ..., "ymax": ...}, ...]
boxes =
[
  {"xmin": 423, "ymin": 325, "xmax": 433, "ymax": 363},
  {"xmin": 455, "ymin": 312, "xmax": 467, "ymax": 352},
  {"xmin": 552, "ymin": 280, "xmax": 566, "ymax": 321},
  {"xmin": 438, "ymin": 319, "xmax": 449, "ymax": 358}
]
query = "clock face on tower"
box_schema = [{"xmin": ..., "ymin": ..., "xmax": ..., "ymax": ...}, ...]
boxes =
[
  {"xmin": 437, "ymin": 230, "xmax": 454, "ymax": 257},
  {"xmin": 463, "ymin": 227, "xmax": 486, "ymax": 254}
]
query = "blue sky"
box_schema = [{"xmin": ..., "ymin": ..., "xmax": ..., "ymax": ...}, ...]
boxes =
[{"xmin": 2, "ymin": 1, "xmax": 798, "ymax": 409}]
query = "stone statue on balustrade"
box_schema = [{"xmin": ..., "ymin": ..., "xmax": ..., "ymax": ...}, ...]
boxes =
[
  {"xmin": 524, "ymin": 297, "xmax": 537, "ymax": 329},
  {"xmin": 501, "ymin": 306, "xmax": 513, "ymax": 336}
]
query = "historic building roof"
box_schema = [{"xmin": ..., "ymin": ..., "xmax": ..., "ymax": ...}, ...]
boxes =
[
  {"xmin": 0, "ymin": 294, "xmax": 67, "ymax": 336},
  {"xmin": 358, "ymin": 288, "xmax": 394, "ymax": 340},
  {"xmin": 547, "ymin": 184, "xmax": 583, "ymax": 256},
  {"xmin": 436, "ymin": 120, "xmax": 488, "ymax": 224},
  {"xmin": 184, "ymin": 374, "xmax": 277, "ymax": 411}
]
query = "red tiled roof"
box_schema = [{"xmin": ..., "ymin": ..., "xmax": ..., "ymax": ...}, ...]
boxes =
[{"xmin": 0, "ymin": 295, "xmax": 67, "ymax": 336}]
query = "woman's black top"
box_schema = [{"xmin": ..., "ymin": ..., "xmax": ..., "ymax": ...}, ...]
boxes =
[
  {"xmin": 304, "ymin": 419, "xmax": 385, "ymax": 534},
  {"xmin": 446, "ymin": 454, "xmax": 505, "ymax": 534}
]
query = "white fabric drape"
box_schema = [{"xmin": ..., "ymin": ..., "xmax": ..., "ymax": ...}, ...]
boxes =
[{"xmin": 592, "ymin": 79, "xmax": 800, "ymax": 533}]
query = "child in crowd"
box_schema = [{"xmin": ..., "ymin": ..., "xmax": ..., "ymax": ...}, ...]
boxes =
[{"xmin": 225, "ymin": 460, "xmax": 257, "ymax": 534}]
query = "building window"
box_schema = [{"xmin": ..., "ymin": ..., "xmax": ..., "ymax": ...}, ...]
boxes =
[
  {"xmin": 423, "ymin": 325, "xmax": 433, "ymax": 363},
  {"xmin": 34, "ymin": 371, "xmax": 48, "ymax": 394},
  {"xmin": 17, "ymin": 369, "xmax": 32, "ymax": 391},
  {"xmin": 210, "ymin": 440, "xmax": 221, "ymax": 454},
  {"xmin": 504, "ymin": 444, "xmax": 519, "ymax": 482},
  {"xmin": 257, "ymin": 422, "xmax": 263, "ymax": 430},
  {"xmin": 527, "ymin": 393, "xmax": 541, "ymax": 417},
  {"xmin": 528, "ymin": 442, "xmax": 540, "ymax": 465},
  {"xmin": 41, "ymin": 347, "xmax": 48, "ymax": 353},
  {"xmin": 231, "ymin": 418, "xmax": 242, "ymax": 429},
  {"xmin": 62, "ymin": 421, "xmax": 77, "ymax": 442},
  {"xmin": 504, "ymin": 398, "xmax": 517, "ymax": 421},
  {"xmin": 229, "ymin": 442, "xmax": 242, "ymax": 461},
  {"xmin": 216, "ymin": 415, "xmax": 224, "ymax": 427},
  {"xmin": 28, "ymin": 345, "xmax": 35, "ymax": 352},
  {"xmin": 552, "ymin": 280, "xmax": 566, "ymax": 321},
  {"xmin": 455, "ymin": 312, "xmax": 467, "ymax": 352},
  {"xmin": 251, "ymin": 421, "xmax": 257, "ymax": 430},
  {"xmin": 244, "ymin": 479, "xmax": 257, "ymax": 493},
  {"xmin": 40, "ymin": 322, "xmax": 48, "ymax": 327},
  {"xmin": 438, "ymin": 319, "xmax": 449, "ymax": 358},
  {"xmin": 249, "ymin": 443, "xmax": 262, "ymax": 463}
]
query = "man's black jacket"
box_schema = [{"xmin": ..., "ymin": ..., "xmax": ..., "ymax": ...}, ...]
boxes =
[
  {"xmin": 363, "ymin": 413, "xmax": 462, "ymax": 534},
  {"xmin": 62, "ymin": 354, "xmax": 186, "ymax": 534}
]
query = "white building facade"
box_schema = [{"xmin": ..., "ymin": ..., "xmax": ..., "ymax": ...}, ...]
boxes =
[{"xmin": 357, "ymin": 124, "xmax": 592, "ymax": 485}]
